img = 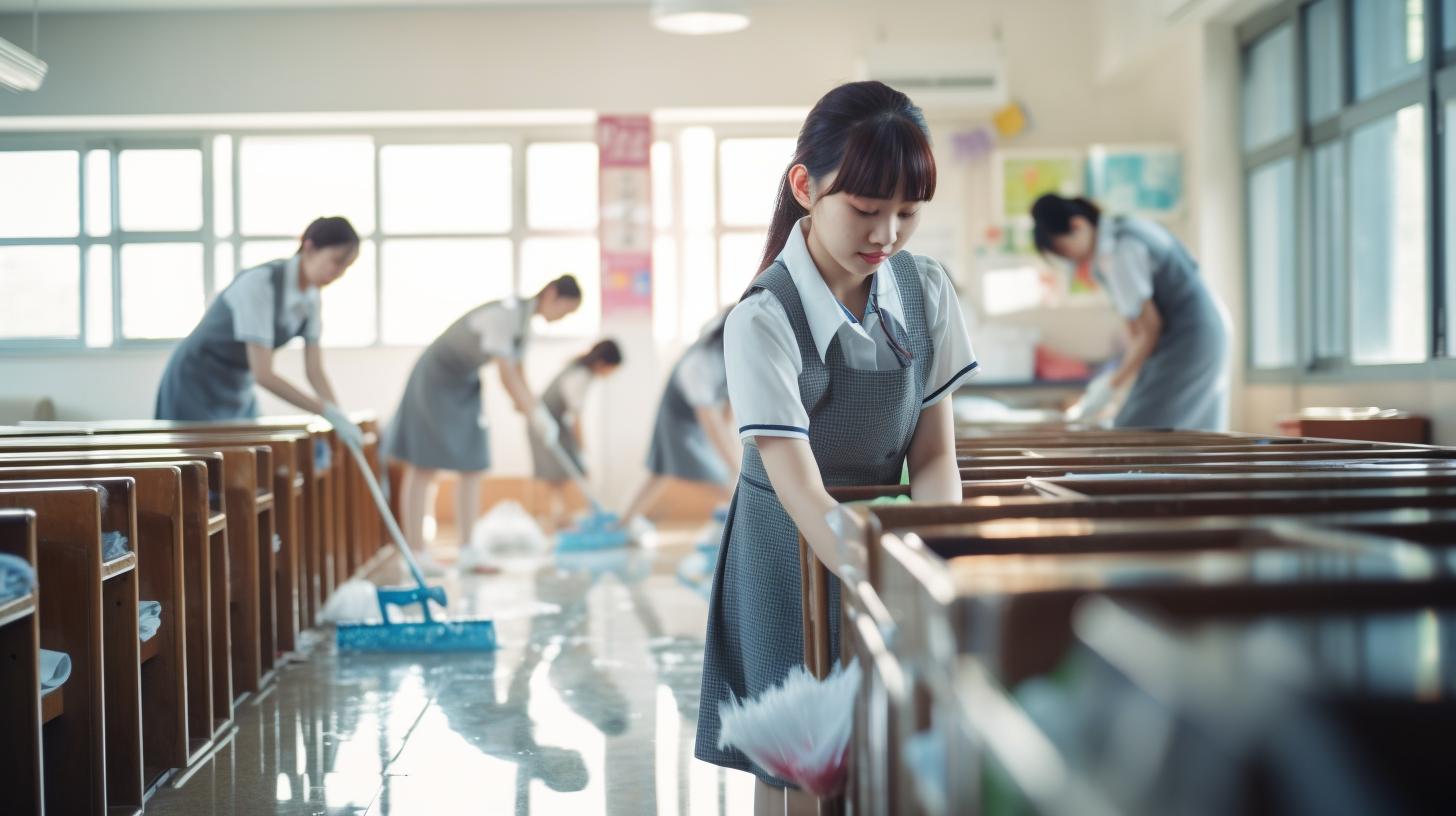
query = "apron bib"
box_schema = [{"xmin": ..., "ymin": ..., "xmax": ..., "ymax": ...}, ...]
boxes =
[{"xmin": 694, "ymin": 252, "xmax": 932, "ymax": 786}]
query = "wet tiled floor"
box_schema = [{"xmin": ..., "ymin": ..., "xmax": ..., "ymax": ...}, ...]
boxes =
[{"xmin": 146, "ymin": 530, "xmax": 754, "ymax": 815}]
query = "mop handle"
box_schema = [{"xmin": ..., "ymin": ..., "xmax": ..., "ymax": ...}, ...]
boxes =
[
  {"xmin": 540, "ymin": 425, "xmax": 605, "ymax": 516},
  {"xmin": 337, "ymin": 430, "xmax": 429, "ymax": 591}
]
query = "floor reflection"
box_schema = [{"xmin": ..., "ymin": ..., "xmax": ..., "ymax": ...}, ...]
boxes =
[{"xmin": 144, "ymin": 531, "xmax": 752, "ymax": 816}]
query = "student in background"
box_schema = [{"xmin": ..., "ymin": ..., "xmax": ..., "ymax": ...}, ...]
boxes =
[
  {"xmin": 620, "ymin": 309, "xmax": 740, "ymax": 534},
  {"xmin": 694, "ymin": 81, "xmax": 977, "ymax": 815},
  {"xmin": 1031, "ymin": 194, "xmax": 1230, "ymax": 430},
  {"xmin": 385, "ymin": 276, "xmax": 582, "ymax": 570},
  {"xmin": 155, "ymin": 216, "xmax": 363, "ymax": 446},
  {"xmin": 529, "ymin": 339, "xmax": 624, "ymax": 529}
]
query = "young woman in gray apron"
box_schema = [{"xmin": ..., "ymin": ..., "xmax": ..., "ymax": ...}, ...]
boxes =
[
  {"xmin": 384, "ymin": 276, "xmax": 582, "ymax": 570},
  {"xmin": 1031, "ymin": 195, "xmax": 1231, "ymax": 430},
  {"xmin": 694, "ymin": 82, "xmax": 978, "ymax": 816},
  {"xmin": 155, "ymin": 216, "xmax": 363, "ymax": 445},
  {"xmin": 528, "ymin": 339, "xmax": 623, "ymax": 528},
  {"xmin": 619, "ymin": 308, "xmax": 739, "ymax": 531}
]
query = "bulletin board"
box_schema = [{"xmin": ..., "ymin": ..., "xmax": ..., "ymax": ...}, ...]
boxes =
[
  {"xmin": 1085, "ymin": 144, "xmax": 1183, "ymax": 218},
  {"xmin": 993, "ymin": 149, "xmax": 1085, "ymax": 223}
]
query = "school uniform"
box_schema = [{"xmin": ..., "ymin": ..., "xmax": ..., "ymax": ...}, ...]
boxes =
[
  {"xmin": 694, "ymin": 217, "xmax": 977, "ymax": 786},
  {"xmin": 385, "ymin": 297, "xmax": 535, "ymax": 472},
  {"xmin": 156, "ymin": 255, "xmax": 320, "ymax": 420},
  {"xmin": 529, "ymin": 360, "xmax": 594, "ymax": 481},
  {"xmin": 1094, "ymin": 217, "xmax": 1230, "ymax": 431},
  {"xmin": 643, "ymin": 309, "xmax": 732, "ymax": 485}
]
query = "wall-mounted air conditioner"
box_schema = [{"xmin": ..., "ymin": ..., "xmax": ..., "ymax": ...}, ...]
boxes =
[{"xmin": 857, "ymin": 43, "xmax": 1008, "ymax": 111}]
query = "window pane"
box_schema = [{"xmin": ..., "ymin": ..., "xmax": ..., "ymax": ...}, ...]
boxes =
[
  {"xmin": 1447, "ymin": 97, "xmax": 1456, "ymax": 356},
  {"xmin": 381, "ymin": 144, "xmax": 512, "ymax": 235},
  {"xmin": 653, "ymin": 235, "xmax": 678, "ymax": 343},
  {"xmin": 681, "ymin": 232, "xmax": 717, "ymax": 342},
  {"xmin": 1446, "ymin": 0, "xmax": 1456, "ymax": 50},
  {"xmin": 380, "ymin": 238, "xmax": 513, "ymax": 345},
  {"xmin": 214, "ymin": 243, "xmax": 235, "ymax": 295},
  {"xmin": 0, "ymin": 246, "xmax": 80, "ymax": 339},
  {"xmin": 86, "ymin": 245, "xmax": 113, "ymax": 347},
  {"xmin": 119, "ymin": 149, "xmax": 203, "ymax": 232},
  {"xmin": 719, "ymin": 232, "xmax": 766, "ymax": 306},
  {"xmin": 239, "ymin": 136, "xmax": 375, "ymax": 236},
  {"xmin": 1242, "ymin": 24, "xmax": 1294, "ymax": 152},
  {"xmin": 720, "ymin": 138, "xmax": 796, "ymax": 227},
  {"xmin": 1353, "ymin": 0, "xmax": 1424, "ymax": 101},
  {"xmin": 120, "ymin": 243, "xmax": 205, "ymax": 339},
  {"xmin": 520, "ymin": 237, "xmax": 600, "ymax": 337},
  {"xmin": 1247, "ymin": 158, "xmax": 1297, "ymax": 369},
  {"xmin": 681, "ymin": 127, "xmax": 716, "ymax": 230},
  {"xmin": 240, "ymin": 240, "xmax": 297, "ymax": 271},
  {"xmin": 1350, "ymin": 104, "xmax": 1428, "ymax": 364},
  {"xmin": 526, "ymin": 143, "xmax": 598, "ymax": 230},
  {"xmin": 652, "ymin": 141, "xmax": 674, "ymax": 229},
  {"xmin": 86, "ymin": 149, "xmax": 111, "ymax": 237},
  {"xmin": 0, "ymin": 151, "xmax": 79, "ymax": 238},
  {"xmin": 1310, "ymin": 140, "xmax": 1345, "ymax": 359},
  {"xmin": 1305, "ymin": 0, "xmax": 1342, "ymax": 124},
  {"xmin": 321, "ymin": 241, "xmax": 377, "ymax": 348},
  {"xmin": 214, "ymin": 135, "xmax": 234, "ymax": 238}
]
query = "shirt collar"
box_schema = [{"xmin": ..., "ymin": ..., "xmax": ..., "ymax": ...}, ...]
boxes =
[
  {"xmin": 777, "ymin": 216, "xmax": 905, "ymax": 362},
  {"xmin": 282, "ymin": 254, "xmax": 319, "ymax": 311}
]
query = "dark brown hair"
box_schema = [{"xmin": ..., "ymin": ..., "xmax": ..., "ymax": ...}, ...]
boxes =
[
  {"xmin": 1030, "ymin": 195, "xmax": 1102, "ymax": 254},
  {"xmin": 538, "ymin": 274, "xmax": 582, "ymax": 301},
  {"xmin": 575, "ymin": 339, "xmax": 623, "ymax": 368},
  {"xmin": 757, "ymin": 81, "xmax": 937, "ymax": 276},
  {"xmin": 297, "ymin": 216, "xmax": 359, "ymax": 255}
]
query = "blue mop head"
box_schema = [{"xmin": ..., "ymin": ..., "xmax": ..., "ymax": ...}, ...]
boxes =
[
  {"xmin": 336, "ymin": 619, "xmax": 497, "ymax": 652},
  {"xmin": 556, "ymin": 510, "xmax": 630, "ymax": 553}
]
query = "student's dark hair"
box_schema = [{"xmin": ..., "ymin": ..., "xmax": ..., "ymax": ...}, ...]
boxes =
[
  {"xmin": 1030, "ymin": 195, "xmax": 1102, "ymax": 254},
  {"xmin": 757, "ymin": 81, "xmax": 937, "ymax": 276},
  {"xmin": 298, "ymin": 216, "xmax": 360, "ymax": 255},
  {"xmin": 540, "ymin": 274, "xmax": 582, "ymax": 301},
  {"xmin": 576, "ymin": 339, "xmax": 623, "ymax": 368}
]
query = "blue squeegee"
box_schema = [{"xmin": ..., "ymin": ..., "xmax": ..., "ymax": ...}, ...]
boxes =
[
  {"xmin": 539, "ymin": 423, "xmax": 630, "ymax": 553},
  {"xmin": 333, "ymin": 431, "xmax": 496, "ymax": 652}
]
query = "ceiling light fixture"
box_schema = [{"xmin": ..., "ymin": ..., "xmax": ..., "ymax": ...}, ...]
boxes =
[
  {"xmin": 651, "ymin": 0, "xmax": 751, "ymax": 35},
  {"xmin": 1, "ymin": 1, "xmax": 46, "ymax": 93}
]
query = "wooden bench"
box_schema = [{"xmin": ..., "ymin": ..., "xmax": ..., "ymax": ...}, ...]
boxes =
[
  {"xmin": 0, "ymin": 463, "xmax": 194, "ymax": 789},
  {"xmin": 0, "ymin": 509, "xmax": 43, "ymax": 815},
  {"xmin": 0, "ymin": 481, "xmax": 143, "ymax": 816}
]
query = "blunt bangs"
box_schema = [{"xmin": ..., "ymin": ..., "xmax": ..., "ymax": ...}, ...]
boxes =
[{"xmin": 822, "ymin": 114, "xmax": 937, "ymax": 203}]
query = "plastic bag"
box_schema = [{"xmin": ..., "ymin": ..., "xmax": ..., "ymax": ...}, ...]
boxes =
[
  {"xmin": 718, "ymin": 659, "xmax": 860, "ymax": 797},
  {"xmin": 465, "ymin": 500, "xmax": 547, "ymax": 563},
  {"xmin": 319, "ymin": 578, "xmax": 383, "ymax": 624}
]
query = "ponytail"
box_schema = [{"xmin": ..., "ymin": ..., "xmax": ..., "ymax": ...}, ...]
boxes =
[
  {"xmin": 757, "ymin": 81, "xmax": 937, "ymax": 279},
  {"xmin": 1030, "ymin": 195, "xmax": 1101, "ymax": 254}
]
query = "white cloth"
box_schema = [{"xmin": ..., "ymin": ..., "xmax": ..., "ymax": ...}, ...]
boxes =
[
  {"xmin": 138, "ymin": 600, "xmax": 162, "ymax": 642},
  {"xmin": 39, "ymin": 649, "xmax": 70, "ymax": 691},
  {"xmin": 725, "ymin": 217, "xmax": 978, "ymax": 441},
  {"xmin": 676, "ymin": 342, "xmax": 729, "ymax": 408},
  {"xmin": 467, "ymin": 296, "xmax": 536, "ymax": 361},
  {"xmin": 1094, "ymin": 224, "xmax": 1156, "ymax": 320},
  {"xmin": 222, "ymin": 254, "xmax": 321, "ymax": 346}
]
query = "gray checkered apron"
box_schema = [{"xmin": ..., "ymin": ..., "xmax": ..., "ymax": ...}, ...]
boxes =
[{"xmin": 694, "ymin": 251, "xmax": 933, "ymax": 787}]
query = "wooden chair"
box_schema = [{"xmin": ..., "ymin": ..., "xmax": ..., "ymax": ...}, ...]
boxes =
[{"xmin": 0, "ymin": 509, "xmax": 43, "ymax": 815}]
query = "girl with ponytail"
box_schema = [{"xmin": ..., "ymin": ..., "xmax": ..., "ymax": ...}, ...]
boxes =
[{"xmin": 696, "ymin": 81, "xmax": 978, "ymax": 813}]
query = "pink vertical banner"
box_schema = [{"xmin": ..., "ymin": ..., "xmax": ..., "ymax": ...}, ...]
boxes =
[{"xmin": 598, "ymin": 115, "xmax": 654, "ymax": 317}]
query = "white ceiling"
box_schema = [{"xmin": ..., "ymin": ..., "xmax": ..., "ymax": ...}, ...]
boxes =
[{"xmin": 2, "ymin": 0, "xmax": 641, "ymax": 11}]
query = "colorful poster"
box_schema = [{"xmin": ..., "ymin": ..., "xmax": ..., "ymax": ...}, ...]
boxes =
[
  {"xmin": 995, "ymin": 150, "xmax": 1083, "ymax": 222},
  {"xmin": 1086, "ymin": 144, "xmax": 1183, "ymax": 217},
  {"xmin": 598, "ymin": 115, "xmax": 653, "ymax": 317}
]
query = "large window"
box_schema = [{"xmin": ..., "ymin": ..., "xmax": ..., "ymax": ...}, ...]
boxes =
[{"xmin": 1241, "ymin": 0, "xmax": 1452, "ymax": 376}]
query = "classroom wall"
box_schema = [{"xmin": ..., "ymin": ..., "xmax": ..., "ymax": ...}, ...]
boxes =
[{"xmin": 0, "ymin": 0, "xmax": 1228, "ymax": 499}]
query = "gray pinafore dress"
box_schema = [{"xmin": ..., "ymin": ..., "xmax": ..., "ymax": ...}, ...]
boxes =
[
  {"xmin": 529, "ymin": 361, "xmax": 588, "ymax": 482},
  {"xmin": 155, "ymin": 259, "xmax": 302, "ymax": 420},
  {"xmin": 385, "ymin": 300, "xmax": 531, "ymax": 472},
  {"xmin": 645, "ymin": 319, "xmax": 731, "ymax": 485},
  {"xmin": 694, "ymin": 252, "xmax": 933, "ymax": 786},
  {"xmin": 1101, "ymin": 218, "xmax": 1230, "ymax": 431}
]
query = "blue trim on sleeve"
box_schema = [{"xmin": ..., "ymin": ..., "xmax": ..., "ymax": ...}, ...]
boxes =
[
  {"xmin": 739, "ymin": 423, "xmax": 809, "ymax": 436},
  {"xmin": 922, "ymin": 361, "xmax": 980, "ymax": 404}
]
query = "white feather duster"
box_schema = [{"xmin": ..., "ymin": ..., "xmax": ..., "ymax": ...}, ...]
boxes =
[{"xmin": 718, "ymin": 659, "xmax": 860, "ymax": 797}]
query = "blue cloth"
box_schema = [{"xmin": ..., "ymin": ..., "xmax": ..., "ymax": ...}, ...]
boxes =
[
  {"xmin": 39, "ymin": 649, "xmax": 70, "ymax": 691},
  {"xmin": 695, "ymin": 251, "xmax": 933, "ymax": 787},
  {"xmin": 138, "ymin": 600, "xmax": 162, "ymax": 642},
  {"xmin": 314, "ymin": 437, "xmax": 332, "ymax": 472},
  {"xmin": 0, "ymin": 553, "xmax": 35, "ymax": 603},
  {"xmin": 102, "ymin": 531, "xmax": 129, "ymax": 561}
]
